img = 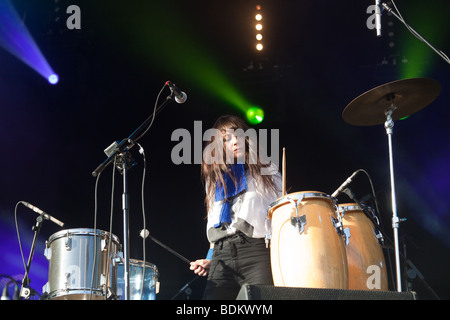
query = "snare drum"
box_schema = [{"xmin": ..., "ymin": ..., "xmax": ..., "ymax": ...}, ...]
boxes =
[
  {"xmin": 43, "ymin": 228, "xmax": 120, "ymax": 300},
  {"xmin": 113, "ymin": 259, "xmax": 159, "ymax": 300},
  {"xmin": 339, "ymin": 203, "xmax": 388, "ymax": 290},
  {"xmin": 267, "ymin": 191, "xmax": 348, "ymax": 289}
]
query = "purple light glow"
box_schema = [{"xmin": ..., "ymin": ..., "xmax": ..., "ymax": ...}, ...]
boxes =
[
  {"xmin": 0, "ymin": 0, "xmax": 58, "ymax": 84},
  {"xmin": 0, "ymin": 213, "xmax": 49, "ymax": 300},
  {"xmin": 48, "ymin": 74, "xmax": 59, "ymax": 85}
]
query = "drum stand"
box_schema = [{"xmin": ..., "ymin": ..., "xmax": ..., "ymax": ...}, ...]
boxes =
[{"xmin": 384, "ymin": 101, "xmax": 404, "ymax": 292}]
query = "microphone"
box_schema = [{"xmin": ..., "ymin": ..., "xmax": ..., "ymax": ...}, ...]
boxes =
[
  {"xmin": 12, "ymin": 283, "xmax": 20, "ymax": 300},
  {"xmin": 331, "ymin": 170, "xmax": 360, "ymax": 198},
  {"xmin": 1, "ymin": 285, "xmax": 10, "ymax": 300},
  {"xmin": 375, "ymin": 0, "xmax": 382, "ymax": 36},
  {"xmin": 166, "ymin": 81, "xmax": 187, "ymax": 104},
  {"xmin": 21, "ymin": 201, "xmax": 64, "ymax": 227}
]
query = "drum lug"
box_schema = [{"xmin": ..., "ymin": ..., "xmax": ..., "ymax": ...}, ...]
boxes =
[
  {"xmin": 64, "ymin": 273, "xmax": 71, "ymax": 291},
  {"xmin": 65, "ymin": 232, "xmax": 72, "ymax": 250},
  {"xmin": 331, "ymin": 216, "xmax": 350, "ymax": 246},
  {"xmin": 286, "ymin": 196, "xmax": 306, "ymax": 234},
  {"xmin": 265, "ymin": 215, "xmax": 272, "ymax": 248},
  {"xmin": 44, "ymin": 246, "xmax": 52, "ymax": 260},
  {"xmin": 343, "ymin": 227, "xmax": 351, "ymax": 246},
  {"xmin": 264, "ymin": 234, "xmax": 271, "ymax": 248},
  {"xmin": 335, "ymin": 207, "xmax": 351, "ymax": 245},
  {"xmin": 291, "ymin": 215, "xmax": 307, "ymax": 234},
  {"xmin": 101, "ymin": 239, "xmax": 107, "ymax": 251},
  {"xmin": 42, "ymin": 282, "xmax": 49, "ymax": 296},
  {"xmin": 373, "ymin": 227, "xmax": 385, "ymax": 246},
  {"xmin": 100, "ymin": 273, "xmax": 107, "ymax": 286}
]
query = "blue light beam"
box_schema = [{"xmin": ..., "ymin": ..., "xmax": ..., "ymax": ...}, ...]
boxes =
[{"xmin": 0, "ymin": 0, "xmax": 59, "ymax": 84}]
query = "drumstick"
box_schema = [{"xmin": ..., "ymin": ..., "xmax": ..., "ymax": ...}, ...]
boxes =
[
  {"xmin": 141, "ymin": 229, "xmax": 191, "ymax": 265},
  {"xmin": 282, "ymin": 147, "xmax": 286, "ymax": 195}
]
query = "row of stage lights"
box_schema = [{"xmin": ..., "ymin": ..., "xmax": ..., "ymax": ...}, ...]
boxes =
[
  {"xmin": 245, "ymin": 5, "xmax": 266, "ymax": 124},
  {"xmin": 254, "ymin": 5, "xmax": 264, "ymax": 52}
]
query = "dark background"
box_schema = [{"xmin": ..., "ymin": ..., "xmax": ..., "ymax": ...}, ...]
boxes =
[{"xmin": 1, "ymin": 0, "xmax": 449, "ymax": 300}]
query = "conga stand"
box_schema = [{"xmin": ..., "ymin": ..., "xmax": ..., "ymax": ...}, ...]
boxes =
[{"xmin": 384, "ymin": 101, "xmax": 403, "ymax": 292}]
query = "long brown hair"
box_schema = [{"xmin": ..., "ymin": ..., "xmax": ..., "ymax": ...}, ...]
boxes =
[{"xmin": 201, "ymin": 115, "xmax": 279, "ymax": 211}]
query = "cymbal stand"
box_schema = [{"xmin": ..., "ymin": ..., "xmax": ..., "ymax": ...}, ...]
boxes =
[{"xmin": 384, "ymin": 100, "xmax": 404, "ymax": 292}]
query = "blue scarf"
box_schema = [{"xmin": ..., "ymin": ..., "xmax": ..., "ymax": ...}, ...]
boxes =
[{"xmin": 214, "ymin": 164, "xmax": 247, "ymax": 228}]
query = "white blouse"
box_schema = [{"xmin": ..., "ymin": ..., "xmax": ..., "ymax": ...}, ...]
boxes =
[{"xmin": 206, "ymin": 164, "xmax": 282, "ymax": 243}]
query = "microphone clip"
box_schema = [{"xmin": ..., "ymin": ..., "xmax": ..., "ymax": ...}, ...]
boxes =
[{"xmin": 166, "ymin": 80, "xmax": 187, "ymax": 104}]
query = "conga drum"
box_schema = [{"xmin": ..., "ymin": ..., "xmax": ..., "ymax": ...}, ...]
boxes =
[
  {"xmin": 339, "ymin": 203, "xmax": 388, "ymax": 290},
  {"xmin": 267, "ymin": 191, "xmax": 348, "ymax": 289}
]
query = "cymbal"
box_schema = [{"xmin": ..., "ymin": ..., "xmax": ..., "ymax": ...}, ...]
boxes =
[{"xmin": 342, "ymin": 78, "xmax": 441, "ymax": 126}]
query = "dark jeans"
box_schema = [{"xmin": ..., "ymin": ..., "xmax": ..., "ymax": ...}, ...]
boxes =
[{"xmin": 203, "ymin": 232, "xmax": 273, "ymax": 300}]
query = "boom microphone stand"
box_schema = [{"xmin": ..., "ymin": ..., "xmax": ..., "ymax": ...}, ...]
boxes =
[
  {"xmin": 92, "ymin": 84, "xmax": 176, "ymax": 299},
  {"xmin": 19, "ymin": 215, "xmax": 44, "ymax": 300}
]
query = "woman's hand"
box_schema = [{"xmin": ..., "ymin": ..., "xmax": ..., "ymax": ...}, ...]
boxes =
[{"xmin": 190, "ymin": 259, "xmax": 211, "ymax": 277}]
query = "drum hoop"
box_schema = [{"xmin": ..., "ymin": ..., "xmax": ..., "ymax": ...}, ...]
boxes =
[
  {"xmin": 267, "ymin": 191, "xmax": 336, "ymax": 220},
  {"xmin": 122, "ymin": 258, "xmax": 158, "ymax": 272},
  {"xmin": 48, "ymin": 228, "xmax": 120, "ymax": 245},
  {"xmin": 46, "ymin": 288, "xmax": 104, "ymax": 300},
  {"xmin": 269, "ymin": 191, "xmax": 334, "ymax": 210},
  {"xmin": 338, "ymin": 204, "xmax": 363, "ymax": 213}
]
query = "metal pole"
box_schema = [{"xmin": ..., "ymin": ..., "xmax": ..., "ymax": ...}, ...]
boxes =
[
  {"xmin": 122, "ymin": 159, "xmax": 130, "ymax": 300},
  {"xmin": 385, "ymin": 107, "xmax": 402, "ymax": 292}
]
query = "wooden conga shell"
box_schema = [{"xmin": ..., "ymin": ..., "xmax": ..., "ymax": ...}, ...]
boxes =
[
  {"xmin": 339, "ymin": 204, "xmax": 388, "ymax": 291},
  {"xmin": 268, "ymin": 192, "xmax": 348, "ymax": 289}
]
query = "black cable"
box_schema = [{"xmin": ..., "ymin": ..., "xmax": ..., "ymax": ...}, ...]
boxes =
[
  {"xmin": 387, "ymin": 0, "xmax": 450, "ymax": 64},
  {"xmin": 106, "ymin": 157, "xmax": 117, "ymax": 299},
  {"xmin": 89, "ymin": 170, "xmax": 102, "ymax": 300},
  {"xmin": 133, "ymin": 82, "xmax": 169, "ymax": 144},
  {"xmin": 137, "ymin": 142, "xmax": 147, "ymax": 300}
]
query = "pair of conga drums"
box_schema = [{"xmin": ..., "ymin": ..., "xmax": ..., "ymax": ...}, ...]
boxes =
[
  {"xmin": 267, "ymin": 191, "xmax": 387, "ymax": 290},
  {"xmin": 42, "ymin": 228, "xmax": 159, "ymax": 300}
]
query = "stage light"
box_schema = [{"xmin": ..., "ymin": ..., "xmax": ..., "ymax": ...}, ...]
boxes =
[
  {"xmin": 0, "ymin": 0, "xmax": 59, "ymax": 84},
  {"xmin": 48, "ymin": 74, "xmax": 59, "ymax": 85},
  {"xmin": 246, "ymin": 107, "xmax": 264, "ymax": 124},
  {"xmin": 253, "ymin": 5, "xmax": 265, "ymax": 52},
  {"xmin": 103, "ymin": 2, "xmax": 259, "ymax": 121}
]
